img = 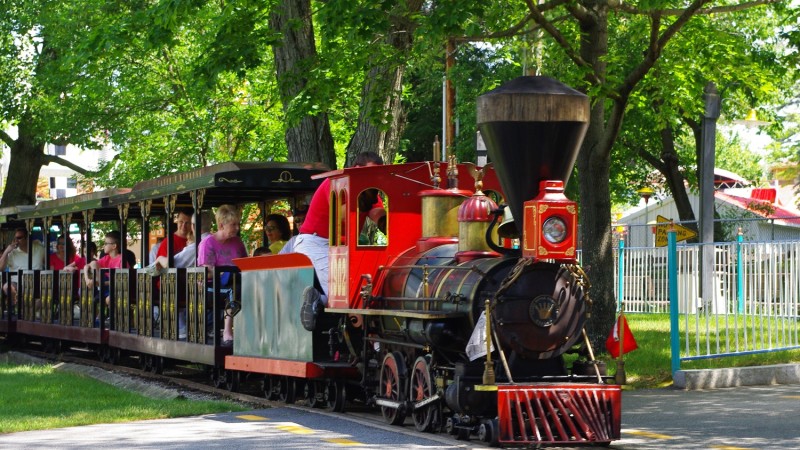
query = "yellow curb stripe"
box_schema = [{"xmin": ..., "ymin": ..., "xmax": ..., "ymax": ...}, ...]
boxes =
[
  {"xmin": 624, "ymin": 429, "xmax": 676, "ymax": 440},
  {"xmin": 783, "ymin": 395, "xmax": 800, "ymax": 399},
  {"xmin": 236, "ymin": 415, "xmax": 269, "ymax": 421},
  {"xmin": 275, "ymin": 424, "xmax": 315, "ymax": 434},
  {"xmin": 709, "ymin": 446, "xmax": 754, "ymax": 450},
  {"xmin": 324, "ymin": 438, "xmax": 364, "ymax": 446}
]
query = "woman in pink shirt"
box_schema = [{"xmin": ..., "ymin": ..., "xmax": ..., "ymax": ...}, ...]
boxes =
[{"xmin": 198, "ymin": 204, "xmax": 247, "ymax": 346}]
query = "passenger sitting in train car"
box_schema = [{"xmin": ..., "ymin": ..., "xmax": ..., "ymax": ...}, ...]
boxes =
[
  {"xmin": 154, "ymin": 207, "xmax": 194, "ymax": 262},
  {"xmin": 291, "ymin": 204, "xmax": 308, "ymax": 235},
  {"xmin": 357, "ymin": 188, "xmax": 387, "ymax": 246},
  {"xmin": 148, "ymin": 211, "xmax": 213, "ymax": 273},
  {"xmin": 197, "ymin": 204, "xmax": 247, "ymax": 347},
  {"xmin": 0, "ymin": 227, "xmax": 46, "ymax": 309},
  {"xmin": 265, "ymin": 213, "xmax": 291, "ymax": 254},
  {"xmin": 252, "ymin": 246, "xmax": 270, "ymax": 256},
  {"xmin": 84, "ymin": 241, "xmax": 98, "ymax": 263},
  {"xmin": 83, "ymin": 231, "xmax": 126, "ymax": 316},
  {"xmin": 294, "ymin": 151, "xmax": 383, "ymax": 331},
  {"xmin": 50, "ymin": 235, "xmax": 86, "ymax": 272}
]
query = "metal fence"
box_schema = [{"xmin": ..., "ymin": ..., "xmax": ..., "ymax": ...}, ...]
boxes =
[{"xmin": 612, "ymin": 235, "xmax": 800, "ymax": 369}]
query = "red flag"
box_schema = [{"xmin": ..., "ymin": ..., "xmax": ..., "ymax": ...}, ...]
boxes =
[{"xmin": 605, "ymin": 314, "xmax": 638, "ymax": 358}]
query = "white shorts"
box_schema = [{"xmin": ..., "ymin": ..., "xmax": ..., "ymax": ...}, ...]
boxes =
[{"xmin": 289, "ymin": 234, "xmax": 330, "ymax": 297}]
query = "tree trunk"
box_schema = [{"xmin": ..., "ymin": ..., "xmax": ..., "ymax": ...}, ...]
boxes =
[
  {"xmin": 659, "ymin": 126, "xmax": 698, "ymax": 239},
  {"xmin": 577, "ymin": 118, "xmax": 616, "ymax": 351},
  {"xmin": 345, "ymin": 65, "xmax": 407, "ymax": 166},
  {"xmin": 1, "ymin": 117, "xmax": 46, "ymax": 207},
  {"xmin": 270, "ymin": 0, "xmax": 336, "ymax": 169},
  {"xmin": 576, "ymin": 7, "xmax": 617, "ymax": 350},
  {"xmin": 344, "ymin": 0, "xmax": 422, "ymax": 167}
]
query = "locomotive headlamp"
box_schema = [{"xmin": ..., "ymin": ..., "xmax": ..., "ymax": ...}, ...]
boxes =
[
  {"xmin": 522, "ymin": 180, "xmax": 578, "ymax": 263},
  {"xmin": 542, "ymin": 216, "xmax": 568, "ymax": 243}
]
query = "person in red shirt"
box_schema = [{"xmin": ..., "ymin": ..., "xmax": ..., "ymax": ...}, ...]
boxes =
[
  {"xmin": 155, "ymin": 208, "xmax": 194, "ymax": 261},
  {"xmin": 83, "ymin": 231, "xmax": 125, "ymax": 318},
  {"xmin": 297, "ymin": 151, "xmax": 383, "ymax": 331}
]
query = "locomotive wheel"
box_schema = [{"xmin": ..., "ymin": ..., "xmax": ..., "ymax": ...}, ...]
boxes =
[
  {"xmin": 278, "ymin": 377, "xmax": 296, "ymax": 404},
  {"xmin": 410, "ymin": 355, "xmax": 436, "ymax": 432},
  {"xmin": 478, "ymin": 419, "xmax": 499, "ymax": 446},
  {"xmin": 322, "ymin": 381, "xmax": 346, "ymax": 413},
  {"xmin": 379, "ymin": 352, "xmax": 407, "ymax": 426}
]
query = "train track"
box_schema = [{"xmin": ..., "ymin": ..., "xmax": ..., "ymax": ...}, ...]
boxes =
[{"xmin": 7, "ymin": 341, "xmax": 484, "ymax": 448}]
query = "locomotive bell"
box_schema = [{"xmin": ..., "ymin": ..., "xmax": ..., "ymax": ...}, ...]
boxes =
[
  {"xmin": 497, "ymin": 206, "xmax": 519, "ymax": 239},
  {"xmin": 476, "ymin": 76, "xmax": 589, "ymax": 238}
]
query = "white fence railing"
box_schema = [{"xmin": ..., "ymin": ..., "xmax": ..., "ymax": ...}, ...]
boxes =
[{"xmin": 610, "ymin": 238, "xmax": 800, "ymax": 366}]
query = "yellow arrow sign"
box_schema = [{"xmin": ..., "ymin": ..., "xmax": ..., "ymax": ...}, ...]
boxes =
[{"xmin": 654, "ymin": 215, "xmax": 698, "ymax": 247}]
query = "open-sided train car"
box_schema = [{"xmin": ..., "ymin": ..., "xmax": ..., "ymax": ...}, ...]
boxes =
[
  {"xmin": 101, "ymin": 161, "xmax": 326, "ymax": 379},
  {"xmin": 6, "ymin": 191, "xmax": 127, "ymax": 354},
  {"xmin": 2, "ymin": 162, "xmax": 326, "ymax": 383},
  {"xmin": 228, "ymin": 76, "xmax": 622, "ymax": 447}
]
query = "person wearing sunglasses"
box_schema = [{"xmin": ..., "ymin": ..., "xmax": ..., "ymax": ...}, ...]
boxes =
[
  {"xmin": 265, "ymin": 214, "xmax": 291, "ymax": 254},
  {"xmin": 1, "ymin": 227, "xmax": 46, "ymax": 311}
]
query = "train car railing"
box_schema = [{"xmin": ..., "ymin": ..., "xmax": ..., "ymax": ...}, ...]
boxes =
[
  {"xmin": 57, "ymin": 271, "xmax": 79, "ymax": 326},
  {"xmin": 39, "ymin": 270, "xmax": 56, "ymax": 324},
  {"xmin": 1, "ymin": 271, "xmax": 13, "ymax": 321},
  {"xmin": 136, "ymin": 270, "xmax": 157, "ymax": 336},
  {"xmin": 20, "ymin": 270, "xmax": 39, "ymax": 321},
  {"xmin": 186, "ymin": 267, "xmax": 206, "ymax": 344},
  {"xmin": 113, "ymin": 269, "xmax": 135, "ymax": 333},
  {"xmin": 79, "ymin": 271, "xmax": 99, "ymax": 328},
  {"xmin": 160, "ymin": 268, "xmax": 186, "ymax": 341},
  {"xmin": 186, "ymin": 266, "xmax": 240, "ymax": 345}
]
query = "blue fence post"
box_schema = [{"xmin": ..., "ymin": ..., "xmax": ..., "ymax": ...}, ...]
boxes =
[
  {"xmin": 618, "ymin": 234, "xmax": 625, "ymax": 313},
  {"xmin": 736, "ymin": 228, "xmax": 744, "ymax": 314},
  {"xmin": 668, "ymin": 225, "xmax": 680, "ymax": 375}
]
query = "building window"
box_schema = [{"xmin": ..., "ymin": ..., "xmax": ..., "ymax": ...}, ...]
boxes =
[
  {"xmin": 50, "ymin": 177, "xmax": 56, "ymax": 188},
  {"xmin": 53, "ymin": 145, "xmax": 66, "ymax": 155},
  {"xmin": 67, "ymin": 178, "xmax": 77, "ymax": 189}
]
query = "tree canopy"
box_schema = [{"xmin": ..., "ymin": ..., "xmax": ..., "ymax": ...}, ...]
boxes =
[{"xmin": 1, "ymin": 0, "xmax": 797, "ymax": 348}]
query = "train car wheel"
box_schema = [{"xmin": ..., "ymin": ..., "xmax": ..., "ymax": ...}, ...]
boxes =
[
  {"xmin": 278, "ymin": 377, "xmax": 296, "ymax": 404},
  {"xmin": 107, "ymin": 348, "xmax": 119, "ymax": 365},
  {"xmin": 226, "ymin": 370, "xmax": 240, "ymax": 392},
  {"xmin": 307, "ymin": 381, "xmax": 323, "ymax": 408},
  {"xmin": 322, "ymin": 381, "xmax": 346, "ymax": 413},
  {"xmin": 211, "ymin": 367, "xmax": 227, "ymax": 389},
  {"xmin": 263, "ymin": 376, "xmax": 280, "ymax": 400},
  {"xmin": 153, "ymin": 356, "xmax": 164, "ymax": 375},
  {"xmin": 410, "ymin": 355, "xmax": 435, "ymax": 432},
  {"xmin": 379, "ymin": 352, "xmax": 407, "ymax": 425}
]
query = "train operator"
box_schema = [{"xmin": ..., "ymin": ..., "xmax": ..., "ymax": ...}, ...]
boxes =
[{"xmin": 293, "ymin": 151, "xmax": 384, "ymax": 331}]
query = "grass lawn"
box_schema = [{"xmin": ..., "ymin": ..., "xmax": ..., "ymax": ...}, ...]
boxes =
[
  {"xmin": 0, "ymin": 363, "xmax": 247, "ymax": 433},
  {"xmin": 601, "ymin": 313, "xmax": 800, "ymax": 389}
]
